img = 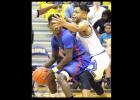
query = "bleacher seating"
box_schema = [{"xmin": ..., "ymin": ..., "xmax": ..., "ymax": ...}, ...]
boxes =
[{"xmin": 32, "ymin": 2, "xmax": 53, "ymax": 67}]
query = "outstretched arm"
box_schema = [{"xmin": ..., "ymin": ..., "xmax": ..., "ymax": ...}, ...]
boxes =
[
  {"xmin": 52, "ymin": 15, "xmax": 89, "ymax": 33},
  {"xmin": 38, "ymin": 4, "xmax": 58, "ymax": 16}
]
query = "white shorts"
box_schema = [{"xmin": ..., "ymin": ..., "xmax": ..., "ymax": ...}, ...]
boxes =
[{"xmin": 86, "ymin": 51, "xmax": 111, "ymax": 81}]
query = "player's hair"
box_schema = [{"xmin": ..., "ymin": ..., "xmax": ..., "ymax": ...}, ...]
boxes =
[
  {"xmin": 48, "ymin": 14, "xmax": 60, "ymax": 24},
  {"xmin": 102, "ymin": 9, "xmax": 111, "ymax": 20},
  {"xmin": 79, "ymin": 3, "xmax": 90, "ymax": 13},
  {"xmin": 104, "ymin": 22, "xmax": 111, "ymax": 27}
]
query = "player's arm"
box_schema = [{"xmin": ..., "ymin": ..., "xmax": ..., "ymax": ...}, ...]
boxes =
[
  {"xmin": 51, "ymin": 33, "xmax": 74, "ymax": 73},
  {"xmin": 63, "ymin": 20, "xmax": 89, "ymax": 33},
  {"xmin": 44, "ymin": 50, "xmax": 59, "ymax": 68},
  {"xmin": 43, "ymin": 37, "xmax": 59, "ymax": 68},
  {"xmin": 57, "ymin": 48, "xmax": 72, "ymax": 70},
  {"xmin": 52, "ymin": 15, "xmax": 89, "ymax": 33}
]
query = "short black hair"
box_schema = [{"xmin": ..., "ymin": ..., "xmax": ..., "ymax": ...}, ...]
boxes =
[
  {"xmin": 79, "ymin": 2, "xmax": 90, "ymax": 13},
  {"xmin": 102, "ymin": 10, "xmax": 111, "ymax": 20},
  {"xmin": 48, "ymin": 14, "xmax": 60, "ymax": 24}
]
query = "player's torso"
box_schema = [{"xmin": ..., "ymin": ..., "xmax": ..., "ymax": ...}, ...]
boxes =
[
  {"xmin": 76, "ymin": 24, "xmax": 105, "ymax": 56},
  {"xmin": 56, "ymin": 29, "xmax": 89, "ymax": 59}
]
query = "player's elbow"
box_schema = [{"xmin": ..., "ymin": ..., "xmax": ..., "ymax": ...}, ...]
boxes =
[
  {"xmin": 66, "ymin": 23, "xmax": 79, "ymax": 33},
  {"xmin": 70, "ymin": 26, "xmax": 79, "ymax": 33},
  {"xmin": 74, "ymin": 27, "xmax": 80, "ymax": 33}
]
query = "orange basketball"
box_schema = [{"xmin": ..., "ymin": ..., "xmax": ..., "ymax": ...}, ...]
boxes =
[{"xmin": 32, "ymin": 67, "xmax": 49, "ymax": 85}]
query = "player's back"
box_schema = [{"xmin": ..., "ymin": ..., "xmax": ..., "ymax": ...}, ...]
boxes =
[{"xmin": 76, "ymin": 24, "xmax": 105, "ymax": 56}]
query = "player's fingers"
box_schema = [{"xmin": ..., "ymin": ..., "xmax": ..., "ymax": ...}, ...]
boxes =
[
  {"xmin": 52, "ymin": 17, "xmax": 57, "ymax": 20},
  {"xmin": 52, "ymin": 17, "xmax": 60, "ymax": 23},
  {"xmin": 54, "ymin": 14, "xmax": 60, "ymax": 18},
  {"xmin": 51, "ymin": 20, "xmax": 60, "ymax": 25}
]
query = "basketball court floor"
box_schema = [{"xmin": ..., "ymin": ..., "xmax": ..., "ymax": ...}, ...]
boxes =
[{"xmin": 32, "ymin": 83, "xmax": 111, "ymax": 98}]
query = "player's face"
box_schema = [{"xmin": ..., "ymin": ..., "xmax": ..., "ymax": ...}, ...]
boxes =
[
  {"xmin": 105, "ymin": 25, "xmax": 111, "ymax": 34},
  {"xmin": 72, "ymin": 7, "xmax": 82, "ymax": 22},
  {"xmin": 49, "ymin": 21, "xmax": 61, "ymax": 35}
]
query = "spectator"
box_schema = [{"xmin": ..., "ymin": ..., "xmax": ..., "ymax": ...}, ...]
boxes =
[
  {"xmin": 100, "ymin": 23, "xmax": 111, "ymax": 89},
  {"xmin": 64, "ymin": 1, "xmax": 79, "ymax": 22},
  {"xmin": 100, "ymin": 23, "xmax": 111, "ymax": 48},
  {"xmin": 88, "ymin": 2, "xmax": 106, "ymax": 26},
  {"xmin": 32, "ymin": 4, "xmax": 58, "ymax": 20},
  {"xmin": 93, "ymin": 9, "xmax": 111, "ymax": 38},
  {"xmin": 32, "ymin": 4, "xmax": 58, "ymax": 45}
]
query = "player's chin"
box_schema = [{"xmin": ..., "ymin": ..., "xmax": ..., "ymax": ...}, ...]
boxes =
[{"xmin": 54, "ymin": 31, "xmax": 60, "ymax": 35}]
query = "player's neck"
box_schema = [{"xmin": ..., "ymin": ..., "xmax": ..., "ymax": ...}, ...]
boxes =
[
  {"xmin": 55, "ymin": 33, "xmax": 61, "ymax": 37},
  {"xmin": 54, "ymin": 29, "xmax": 62, "ymax": 37}
]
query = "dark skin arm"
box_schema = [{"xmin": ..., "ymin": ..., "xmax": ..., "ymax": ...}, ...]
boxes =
[
  {"xmin": 44, "ymin": 50, "xmax": 59, "ymax": 68},
  {"xmin": 56, "ymin": 48, "xmax": 73, "ymax": 70}
]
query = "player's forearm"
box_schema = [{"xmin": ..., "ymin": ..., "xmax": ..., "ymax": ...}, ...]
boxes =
[
  {"xmin": 44, "ymin": 57, "xmax": 56, "ymax": 68},
  {"xmin": 63, "ymin": 21, "xmax": 79, "ymax": 33},
  {"xmin": 65, "ymin": 17, "xmax": 72, "ymax": 23},
  {"xmin": 56, "ymin": 56, "xmax": 72, "ymax": 70}
]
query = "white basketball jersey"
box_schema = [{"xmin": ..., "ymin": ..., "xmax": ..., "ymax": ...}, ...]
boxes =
[{"xmin": 76, "ymin": 24, "xmax": 105, "ymax": 56}]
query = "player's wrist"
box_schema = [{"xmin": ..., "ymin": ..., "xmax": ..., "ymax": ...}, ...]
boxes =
[
  {"xmin": 62, "ymin": 20, "xmax": 67, "ymax": 26},
  {"xmin": 52, "ymin": 67, "xmax": 59, "ymax": 73}
]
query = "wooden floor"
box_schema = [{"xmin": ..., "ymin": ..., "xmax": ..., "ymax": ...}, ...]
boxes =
[{"xmin": 32, "ymin": 84, "xmax": 111, "ymax": 98}]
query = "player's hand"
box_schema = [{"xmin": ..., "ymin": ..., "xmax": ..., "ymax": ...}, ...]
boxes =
[{"xmin": 52, "ymin": 14, "xmax": 66, "ymax": 27}]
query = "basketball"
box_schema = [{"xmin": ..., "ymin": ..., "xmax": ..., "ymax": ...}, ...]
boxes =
[{"xmin": 32, "ymin": 67, "xmax": 49, "ymax": 85}]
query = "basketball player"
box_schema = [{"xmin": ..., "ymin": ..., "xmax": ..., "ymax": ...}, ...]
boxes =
[
  {"xmin": 42, "ymin": 14, "xmax": 92, "ymax": 97},
  {"xmin": 52, "ymin": 3, "xmax": 110, "ymax": 96}
]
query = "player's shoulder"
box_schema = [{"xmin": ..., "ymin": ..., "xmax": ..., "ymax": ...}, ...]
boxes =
[
  {"xmin": 80, "ymin": 20, "xmax": 88, "ymax": 24},
  {"xmin": 62, "ymin": 29, "xmax": 73, "ymax": 36},
  {"xmin": 79, "ymin": 20, "xmax": 89, "ymax": 27},
  {"xmin": 61, "ymin": 29, "xmax": 74, "ymax": 40}
]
